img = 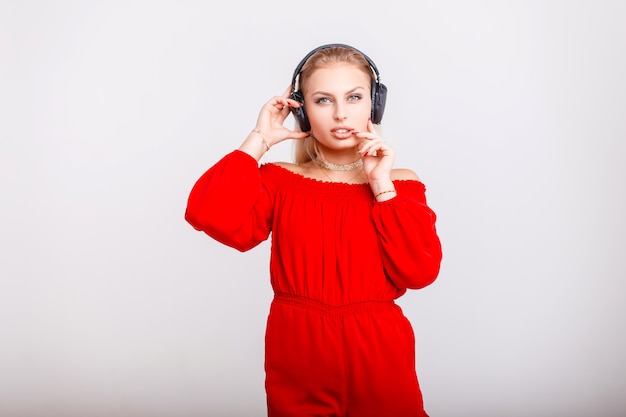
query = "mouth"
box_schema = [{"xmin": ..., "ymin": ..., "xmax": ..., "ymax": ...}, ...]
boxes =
[{"xmin": 331, "ymin": 127, "xmax": 355, "ymax": 139}]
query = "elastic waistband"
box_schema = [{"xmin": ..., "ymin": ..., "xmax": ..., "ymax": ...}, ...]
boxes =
[{"xmin": 273, "ymin": 293, "xmax": 397, "ymax": 318}]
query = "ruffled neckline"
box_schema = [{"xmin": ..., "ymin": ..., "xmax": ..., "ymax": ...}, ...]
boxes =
[
  {"xmin": 260, "ymin": 162, "xmax": 425, "ymax": 201},
  {"xmin": 265, "ymin": 162, "xmax": 370, "ymax": 186}
]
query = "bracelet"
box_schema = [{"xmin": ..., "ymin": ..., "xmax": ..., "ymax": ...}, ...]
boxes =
[
  {"xmin": 251, "ymin": 128, "xmax": 270, "ymax": 151},
  {"xmin": 374, "ymin": 189, "xmax": 396, "ymax": 200}
]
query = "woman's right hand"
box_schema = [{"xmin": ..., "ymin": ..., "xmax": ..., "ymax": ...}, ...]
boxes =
[{"xmin": 252, "ymin": 86, "xmax": 310, "ymax": 147}]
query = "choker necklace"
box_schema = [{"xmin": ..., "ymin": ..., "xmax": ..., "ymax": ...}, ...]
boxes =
[{"xmin": 314, "ymin": 155, "xmax": 363, "ymax": 171}]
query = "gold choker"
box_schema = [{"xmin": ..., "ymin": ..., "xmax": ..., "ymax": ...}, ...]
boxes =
[{"xmin": 314, "ymin": 156, "xmax": 363, "ymax": 171}]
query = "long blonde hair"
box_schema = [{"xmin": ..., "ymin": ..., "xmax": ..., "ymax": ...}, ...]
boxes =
[{"xmin": 292, "ymin": 46, "xmax": 376, "ymax": 164}]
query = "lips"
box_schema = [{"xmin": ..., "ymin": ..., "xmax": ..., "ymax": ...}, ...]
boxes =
[{"xmin": 331, "ymin": 127, "xmax": 355, "ymax": 139}]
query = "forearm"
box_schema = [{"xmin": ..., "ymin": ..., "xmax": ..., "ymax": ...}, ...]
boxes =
[
  {"xmin": 369, "ymin": 178, "xmax": 397, "ymax": 202},
  {"xmin": 371, "ymin": 181, "xmax": 442, "ymax": 289},
  {"xmin": 238, "ymin": 129, "xmax": 271, "ymax": 161},
  {"xmin": 185, "ymin": 150, "xmax": 272, "ymax": 251}
]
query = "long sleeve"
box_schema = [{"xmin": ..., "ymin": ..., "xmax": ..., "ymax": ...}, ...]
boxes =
[
  {"xmin": 185, "ymin": 150, "xmax": 273, "ymax": 252},
  {"xmin": 372, "ymin": 181, "xmax": 442, "ymax": 290}
]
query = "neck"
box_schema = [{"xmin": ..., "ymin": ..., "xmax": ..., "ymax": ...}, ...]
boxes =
[
  {"xmin": 314, "ymin": 153, "xmax": 363, "ymax": 171},
  {"xmin": 314, "ymin": 152, "xmax": 363, "ymax": 171},
  {"xmin": 317, "ymin": 163, "xmax": 364, "ymax": 184}
]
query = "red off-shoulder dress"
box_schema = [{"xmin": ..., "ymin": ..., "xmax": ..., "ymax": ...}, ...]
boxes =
[{"xmin": 185, "ymin": 150, "xmax": 442, "ymax": 417}]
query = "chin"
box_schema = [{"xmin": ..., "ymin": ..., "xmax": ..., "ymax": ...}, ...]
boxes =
[
  {"xmin": 315, "ymin": 132, "xmax": 355, "ymax": 144},
  {"xmin": 323, "ymin": 140, "xmax": 359, "ymax": 151}
]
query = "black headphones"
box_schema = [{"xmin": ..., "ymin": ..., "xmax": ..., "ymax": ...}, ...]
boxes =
[{"xmin": 289, "ymin": 43, "xmax": 388, "ymax": 132}]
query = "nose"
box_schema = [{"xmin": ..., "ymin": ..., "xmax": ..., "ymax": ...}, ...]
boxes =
[{"xmin": 333, "ymin": 103, "xmax": 347, "ymax": 120}]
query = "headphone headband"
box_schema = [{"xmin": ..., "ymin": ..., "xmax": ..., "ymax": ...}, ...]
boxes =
[{"xmin": 290, "ymin": 43, "xmax": 382, "ymax": 91}]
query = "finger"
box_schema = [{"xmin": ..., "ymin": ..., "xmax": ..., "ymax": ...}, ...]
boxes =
[
  {"xmin": 352, "ymin": 131, "xmax": 375, "ymax": 142},
  {"xmin": 289, "ymin": 131, "xmax": 310, "ymax": 140},
  {"xmin": 359, "ymin": 140, "xmax": 380, "ymax": 156},
  {"xmin": 272, "ymin": 96, "xmax": 290, "ymax": 111},
  {"xmin": 359, "ymin": 137, "xmax": 383, "ymax": 150},
  {"xmin": 277, "ymin": 87, "xmax": 302, "ymax": 110},
  {"xmin": 360, "ymin": 140, "xmax": 391, "ymax": 157},
  {"xmin": 353, "ymin": 123, "xmax": 379, "ymax": 139},
  {"xmin": 357, "ymin": 136, "xmax": 375, "ymax": 152},
  {"xmin": 367, "ymin": 119, "xmax": 377, "ymax": 133}
]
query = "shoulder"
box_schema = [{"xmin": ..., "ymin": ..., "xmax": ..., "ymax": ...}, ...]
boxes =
[
  {"xmin": 271, "ymin": 161, "xmax": 298, "ymax": 171},
  {"xmin": 267, "ymin": 161, "xmax": 317, "ymax": 177},
  {"xmin": 391, "ymin": 168, "xmax": 421, "ymax": 182},
  {"xmin": 267, "ymin": 161, "xmax": 302, "ymax": 175}
]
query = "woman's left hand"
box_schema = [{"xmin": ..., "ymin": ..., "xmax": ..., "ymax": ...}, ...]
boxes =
[{"xmin": 354, "ymin": 120, "xmax": 396, "ymax": 183}]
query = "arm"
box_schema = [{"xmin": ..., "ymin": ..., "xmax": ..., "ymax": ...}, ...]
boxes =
[
  {"xmin": 185, "ymin": 150, "xmax": 273, "ymax": 252},
  {"xmin": 355, "ymin": 122, "xmax": 441, "ymax": 287},
  {"xmin": 239, "ymin": 86, "xmax": 309, "ymax": 161},
  {"xmin": 185, "ymin": 88, "xmax": 309, "ymax": 250},
  {"xmin": 372, "ymin": 180, "xmax": 442, "ymax": 290}
]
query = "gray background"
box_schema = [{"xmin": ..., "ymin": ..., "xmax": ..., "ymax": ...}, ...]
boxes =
[{"xmin": 1, "ymin": 1, "xmax": 625, "ymax": 416}]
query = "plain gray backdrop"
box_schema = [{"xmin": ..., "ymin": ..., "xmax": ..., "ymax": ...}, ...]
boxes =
[{"xmin": 1, "ymin": 1, "xmax": 625, "ymax": 416}]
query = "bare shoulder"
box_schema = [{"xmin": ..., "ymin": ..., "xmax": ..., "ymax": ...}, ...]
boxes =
[
  {"xmin": 272, "ymin": 162, "xmax": 303, "ymax": 174},
  {"xmin": 391, "ymin": 168, "xmax": 421, "ymax": 182},
  {"xmin": 272, "ymin": 161, "xmax": 323, "ymax": 179},
  {"xmin": 272, "ymin": 161, "xmax": 297, "ymax": 170}
]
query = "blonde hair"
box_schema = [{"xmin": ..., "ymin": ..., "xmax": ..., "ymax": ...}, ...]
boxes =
[{"xmin": 292, "ymin": 46, "xmax": 376, "ymax": 164}]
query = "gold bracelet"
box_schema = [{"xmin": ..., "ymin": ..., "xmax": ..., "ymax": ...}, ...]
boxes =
[
  {"xmin": 251, "ymin": 128, "xmax": 270, "ymax": 151},
  {"xmin": 374, "ymin": 189, "xmax": 396, "ymax": 199}
]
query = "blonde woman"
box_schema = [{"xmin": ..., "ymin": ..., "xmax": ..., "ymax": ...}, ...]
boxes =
[{"xmin": 185, "ymin": 43, "xmax": 442, "ymax": 417}]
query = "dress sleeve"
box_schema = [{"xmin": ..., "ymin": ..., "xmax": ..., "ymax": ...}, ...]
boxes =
[
  {"xmin": 184, "ymin": 150, "xmax": 273, "ymax": 252},
  {"xmin": 371, "ymin": 181, "xmax": 443, "ymax": 290}
]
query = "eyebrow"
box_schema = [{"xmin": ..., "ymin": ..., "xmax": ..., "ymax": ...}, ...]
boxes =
[{"xmin": 310, "ymin": 86, "xmax": 367, "ymax": 96}]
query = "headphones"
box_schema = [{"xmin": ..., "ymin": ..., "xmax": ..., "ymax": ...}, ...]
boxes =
[{"xmin": 289, "ymin": 43, "xmax": 388, "ymax": 132}]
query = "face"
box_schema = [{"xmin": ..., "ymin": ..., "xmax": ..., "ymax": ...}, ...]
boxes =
[{"xmin": 303, "ymin": 63, "xmax": 372, "ymax": 151}]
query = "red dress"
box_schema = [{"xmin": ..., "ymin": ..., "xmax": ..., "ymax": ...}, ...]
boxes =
[{"xmin": 185, "ymin": 150, "xmax": 442, "ymax": 417}]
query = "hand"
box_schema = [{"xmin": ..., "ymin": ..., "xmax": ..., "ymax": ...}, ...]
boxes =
[
  {"xmin": 253, "ymin": 85, "xmax": 310, "ymax": 147},
  {"xmin": 354, "ymin": 120, "xmax": 396, "ymax": 182}
]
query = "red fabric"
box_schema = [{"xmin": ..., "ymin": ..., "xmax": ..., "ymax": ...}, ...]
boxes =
[{"xmin": 185, "ymin": 150, "xmax": 442, "ymax": 416}]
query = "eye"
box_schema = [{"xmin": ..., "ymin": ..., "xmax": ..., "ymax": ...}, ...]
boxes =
[
  {"xmin": 348, "ymin": 94, "xmax": 363, "ymax": 101},
  {"xmin": 315, "ymin": 97, "xmax": 332, "ymax": 104}
]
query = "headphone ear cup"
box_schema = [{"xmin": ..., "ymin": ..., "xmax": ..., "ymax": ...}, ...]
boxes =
[
  {"xmin": 289, "ymin": 90, "xmax": 310, "ymax": 131},
  {"xmin": 371, "ymin": 82, "xmax": 388, "ymax": 124}
]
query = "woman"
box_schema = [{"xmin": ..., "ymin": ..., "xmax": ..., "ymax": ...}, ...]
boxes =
[{"xmin": 185, "ymin": 43, "xmax": 442, "ymax": 417}]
